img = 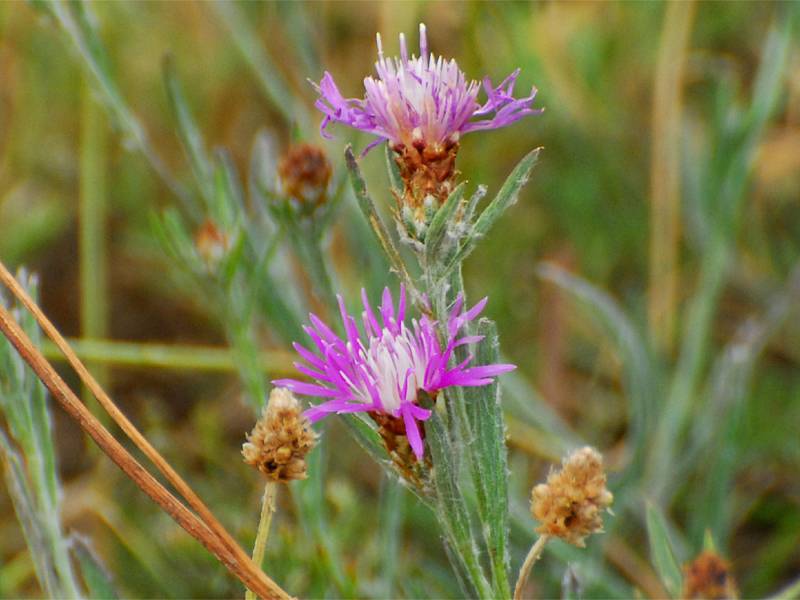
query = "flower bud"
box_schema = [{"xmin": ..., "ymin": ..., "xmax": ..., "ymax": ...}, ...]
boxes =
[
  {"xmin": 277, "ymin": 143, "xmax": 332, "ymax": 214},
  {"xmin": 194, "ymin": 219, "xmax": 230, "ymax": 269}
]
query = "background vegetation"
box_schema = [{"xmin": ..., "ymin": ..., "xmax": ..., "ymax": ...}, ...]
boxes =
[{"xmin": 1, "ymin": 1, "xmax": 799, "ymax": 598}]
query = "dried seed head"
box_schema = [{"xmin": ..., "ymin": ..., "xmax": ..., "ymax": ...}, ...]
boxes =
[
  {"xmin": 194, "ymin": 219, "xmax": 230, "ymax": 268},
  {"xmin": 242, "ymin": 388, "xmax": 317, "ymax": 483},
  {"xmin": 277, "ymin": 143, "xmax": 332, "ymax": 210},
  {"xmin": 682, "ymin": 551, "xmax": 738, "ymax": 599},
  {"xmin": 531, "ymin": 446, "xmax": 613, "ymax": 547}
]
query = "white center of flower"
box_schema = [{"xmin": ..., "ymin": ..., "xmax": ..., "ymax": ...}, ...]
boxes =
[{"xmin": 353, "ymin": 325, "xmax": 427, "ymax": 414}]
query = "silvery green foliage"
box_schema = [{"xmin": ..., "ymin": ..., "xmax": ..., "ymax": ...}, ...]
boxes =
[
  {"xmin": 0, "ymin": 273, "xmax": 85, "ymax": 599},
  {"xmin": 346, "ymin": 145, "xmax": 540, "ymax": 599}
]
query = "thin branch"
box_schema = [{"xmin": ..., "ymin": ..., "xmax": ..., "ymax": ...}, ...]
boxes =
[{"xmin": 0, "ymin": 262, "xmax": 290, "ymax": 599}]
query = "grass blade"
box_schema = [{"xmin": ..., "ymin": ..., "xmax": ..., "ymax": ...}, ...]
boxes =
[{"xmin": 646, "ymin": 502, "xmax": 683, "ymax": 598}]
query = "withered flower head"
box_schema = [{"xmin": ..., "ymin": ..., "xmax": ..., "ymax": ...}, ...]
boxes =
[
  {"xmin": 242, "ymin": 387, "xmax": 317, "ymax": 483},
  {"xmin": 277, "ymin": 143, "xmax": 332, "ymax": 210},
  {"xmin": 531, "ymin": 446, "xmax": 613, "ymax": 547},
  {"xmin": 682, "ymin": 551, "xmax": 738, "ymax": 600}
]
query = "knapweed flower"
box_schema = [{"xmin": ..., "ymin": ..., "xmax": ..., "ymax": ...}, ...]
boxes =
[
  {"xmin": 531, "ymin": 446, "xmax": 613, "ymax": 547},
  {"xmin": 274, "ymin": 286, "xmax": 515, "ymax": 460},
  {"xmin": 314, "ymin": 24, "xmax": 541, "ymax": 213},
  {"xmin": 242, "ymin": 387, "xmax": 318, "ymax": 483},
  {"xmin": 315, "ymin": 23, "xmax": 539, "ymax": 153}
]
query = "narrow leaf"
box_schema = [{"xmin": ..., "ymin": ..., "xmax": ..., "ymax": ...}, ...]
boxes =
[
  {"xmin": 425, "ymin": 404, "xmax": 492, "ymax": 598},
  {"xmin": 424, "ymin": 183, "xmax": 466, "ymax": 266},
  {"xmin": 445, "ymin": 148, "xmax": 540, "ymax": 271},
  {"xmin": 211, "ymin": 0, "xmax": 310, "ymax": 133},
  {"xmin": 461, "ymin": 319, "xmax": 511, "ymax": 598},
  {"xmin": 72, "ymin": 535, "xmax": 118, "ymax": 599},
  {"xmin": 163, "ymin": 57, "xmax": 215, "ymax": 209},
  {"xmin": 0, "ymin": 432, "xmax": 62, "ymax": 599},
  {"xmin": 384, "ymin": 143, "xmax": 403, "ymax": 196},
  {"xmin": 344, "ymin": 146, "xmax": 417, "ymax": 298},
  {"xmin": 646, "ymin": 502, "xmax": 683, "ymax": 598}
]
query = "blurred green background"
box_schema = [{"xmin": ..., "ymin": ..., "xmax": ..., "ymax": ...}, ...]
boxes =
[{"xmin": 1, "ymin": 1, "xmax": 799, "ymax": 598}]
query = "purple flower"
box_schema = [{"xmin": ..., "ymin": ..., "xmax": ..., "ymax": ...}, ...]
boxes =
[
  {"xmin": 313, "ymin": 23, "xmax": 541, "ymax": 154},
  {"xmin": 274, "ymin": 287, "xmax": 515, "ymax": 459}
]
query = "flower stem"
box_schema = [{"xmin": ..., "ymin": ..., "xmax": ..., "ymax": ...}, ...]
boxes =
[
  {"xmin": 513, "ymin": 535, "xmax": 550, "ymax": 600},
  {"xmin": 245, "ymin": 482, "xmax": 278, "ymax": 600}
]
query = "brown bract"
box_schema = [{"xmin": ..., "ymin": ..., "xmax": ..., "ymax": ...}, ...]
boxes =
[
  {"xmin": 243, "ymin": 388, "xmax": 318, "ymax": 483},
  {"xmin": 369, "ymin": 411, "xmax": 431, "ymax": 492},
  {"xmin": 531, "ymin": 446, "xmax": 613, "ymax": 547},
  {"xmin": 682, "ymin": 551, "xmax": 738, "ymax": 599},
  {"xmin": 392, "ymin": 139, "xmax": 458, "ymax": 216},
  {"xmin": 277, "ymin": 143, "xmax": 332, "ymax": 208}
]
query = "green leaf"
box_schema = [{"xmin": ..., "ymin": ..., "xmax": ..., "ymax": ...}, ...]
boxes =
[
  {"xmin": 72, "ymin": 536, "xmax": 118, "ymax": 599},
  {"xmin": 211, "ymin": 0, "xmax": 310, "ymax": 134},
  {"xmin": 384, "ymin": 143, "xmax": 403, "ymax": 197},
  {"xmin": 344, "ymin": 146, "xmax": 417, "ymax": 298},
  {"xmin": 461, "ymin": 319, "xmax": 511, "ymax": 598},
  {"xmin": 163, "ymin": 56, "xmax": 215, "ymax": 211},
  {"xmin": 213, "ymin": 150, "xmax": 245, "ymax": 229},
  {"xmin": 424, "ymin": 183, "xmax": 466, "ymax": 267},
  {"xmin": 0, "ymin": 432, "xmax": 61, "ymax": 599},
  {"xmin": 444, "ymin": 148, "xmax": 540, "ymax": 272},
  {"xmin": 425, "ymin": 403, "xmax": 493, "ymax": 599},
  {"xmin": 646, "ymin": 502, "xmax": 683, "ymax": 598},
  {"xmin": 43, "ymin": 0, "xmax": 191, "ymax": 208}
]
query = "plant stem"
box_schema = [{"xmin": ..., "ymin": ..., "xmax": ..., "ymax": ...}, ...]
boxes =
[
  {"xmin": 245, "ymin": 483, "xmax": 278, "ymax": 600},
  {"xmin": 513, "ymin": 535, "xmax": 549, "ymax": 600},
  {"xmin": 41, "ymin": 338, "xmax": 295, "ymax": 374},
  {"xmin": 80, "ymin": 77, "xmax": 110, "ymax": 415}
]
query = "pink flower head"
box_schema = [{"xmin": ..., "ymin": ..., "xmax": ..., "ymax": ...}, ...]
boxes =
[
  {"xmin": 274, "ymin": 287, "xmax": 515, "ymax": 459},
  {"xmin": 313, "ymin": 23, "xmax": 541, "ymax": 154}
]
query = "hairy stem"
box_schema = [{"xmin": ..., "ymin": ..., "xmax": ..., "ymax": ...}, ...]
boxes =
[
  {"xmin": 513, "ymin": 535, "xmax": 550, "ymax": 600},
  {"xmin": 245, "ymin": 483, "xmax": 278, "ymax": 600}
]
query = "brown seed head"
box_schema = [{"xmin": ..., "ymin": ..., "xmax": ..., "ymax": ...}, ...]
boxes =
[
  {"xmin": 277, "ymin": 143, "xmax": 332, "ymax": 209},
  {"xmin": 242, "ymin": 387, "xmax": 317, "ymax": 483},
  {"xmin": 682, "ymin": 551, "xmax": 738, "ymax": 599},
  {"xmin": 530, "ymin": 446, "xmax": 613, "ymax": 547}
]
